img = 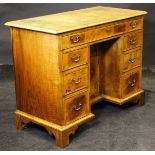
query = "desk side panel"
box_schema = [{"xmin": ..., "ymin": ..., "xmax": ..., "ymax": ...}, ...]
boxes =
[{"xmin": 11, "ymin": 28, "xmax": 64, "ymax": 125}]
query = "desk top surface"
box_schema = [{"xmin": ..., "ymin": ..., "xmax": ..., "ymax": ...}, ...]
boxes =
[{"xmin": 5, "ymin": 6, "xmax": 147, "ymax": 34}]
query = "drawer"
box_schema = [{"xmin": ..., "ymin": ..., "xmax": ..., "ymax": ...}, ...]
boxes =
[
  {"xmin": 61, "ymin": 24, "xmax": 114, "ymax": 50},
  {"xmin": 122, "ymin": 48, "xmax": 142, "ymax": 73},
  {"xmin": 123, "ymin": 30, "xmax": 142, "ymax": 51},
  {"xmin": 62, "ymin": 47, "xmax": 88, "ymax": 71},
  {"xmin": 121, "ymin": 69, "xmax": 141, "ymax": 98},
  {"xmin": 64, "ymin": 91, "xmax": 89, "ymax": 124},
  {"xmin": 127, "ymin": 17, "xmax": 143, "ymax": 31},
  {"xmin": 63, "ymin": 66, "xmax": 88, "ymax": 95},
  {"xmin": 114, "ymin": 22, "xmax": 127, "ymax": 34}
]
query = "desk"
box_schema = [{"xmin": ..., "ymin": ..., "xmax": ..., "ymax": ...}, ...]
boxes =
[{"xmin": 5, "ymin": 6, "xmax": 147, "ymax": 147}]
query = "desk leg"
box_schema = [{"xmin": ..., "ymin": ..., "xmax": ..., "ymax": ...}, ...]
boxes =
[
  {"xmin": 138, "ymin": 91, "xmax": 145, "ymax": 106},
  {"xmin": 131, "ymin": 91, "xmax": 145, "ymax": 106},
  {"xmin": 15, "ymin": 110, "xmax": 94, "ymax": 148},
  {"xmin": 15, "ymin": 113, "xmax": 30, "ymax": 130},
  {"xmin": 46, "ymin": 126, "xmax": 78, "ymax": 148}
]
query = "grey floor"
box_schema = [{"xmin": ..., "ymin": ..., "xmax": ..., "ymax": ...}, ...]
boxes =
[{"xmin": 0, "ymin": 65, "xmax": 155, "ymax": 151}]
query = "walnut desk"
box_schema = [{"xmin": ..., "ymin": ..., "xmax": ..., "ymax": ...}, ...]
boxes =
[{"xmin": 5, "ymin": 6, "xmax": 147, "ymax": 147}]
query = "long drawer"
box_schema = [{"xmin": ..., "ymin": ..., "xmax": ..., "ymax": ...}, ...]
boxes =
[
  {"xmin": 61, "ymin": 16, "xmax": 143, "ymax": 50},
  {"xmin": 61, "ymin": 24, "xmax": 114, "ymax": 50}
]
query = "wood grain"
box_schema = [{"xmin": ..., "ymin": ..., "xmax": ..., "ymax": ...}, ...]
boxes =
[
  {"xmin": 127, "ymin": 16, "xmax": 143, "ymax": 31},
  {"xmin": 121, "ymin": 48, "xmax": 142, "ymax": 73},
  {"xmin": 60, "ymin": 17, "xmax": 143, "ymax": 50},
  {"xmin": 64, "ymin": 90, "xmax": 89, "ymax": 124},
  {"xmin": 11, "ymin": 28, "xmax": 64, "ymax": 125},
  {"xmin": 121, "ymin": 68, "xmax": 141, "ymax": 98},
  {"xmin": 123, "ymin": 30, "xmax": 143, "ymax": 51},
  {"xmin": 6, "ymin": 6, "xmax": 147, "ymax": 147},
  {"xmin": 90, "ymin": 45, "xmax": 100, "ymax": 99},
  {"xmin": 15, "ymin": 110, "xmax": 95, "ymax": 147},
  {"xmin": 5, "ymin": 6, "xmax": 147, "ymax": 34},
  {"xmin": 62, "ymin": 47, "xmax": 88, "ymax": 71},
  {"xmin": 96, "ymin": 37, "xmax": 122, "ymax": 99},
  {"xmin": 63, "ymin": 65, "xmax": 89, "ymax": 95}
]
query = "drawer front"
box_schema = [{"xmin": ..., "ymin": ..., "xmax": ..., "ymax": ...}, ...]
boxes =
[
  {"xmin": 64, "ymin": 91, "xmax": 89, "ymax": 124},
  {"xmin": 61, "ymin": 24, "xmax": 114, "ymax": 50},
  {"xmin": 127, "ymin": 17, "xmax": 143, "ymax": 31},
  {"xmin": 62, "ymin": 32, "xmax": 85, "ymax": 50},
  {"xmin": 114, "ymin": 22, "xmax": 127, "ymax": 34},
  {"xmin": 63, "ymin": 67, "xmax": 88, "ymax": 95},
  {"xmin": 122, "ymin": 49, "xmax": 142, "ymax": 73},
  {"xmin": 123, "ymin": 30, "xmax": 142, "ymax": 51},
  {"xmin": 122, "ymin": 69, "xmax": 141, "ymax": 98},
  {"xmin": 62, "ymin": 47, "xmax": 88, "ymax": 71}
]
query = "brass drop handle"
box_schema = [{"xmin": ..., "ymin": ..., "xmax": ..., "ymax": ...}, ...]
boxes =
[
  {"xmin": 70, "ymin": 35, "xmax": 80, "ymax": 43},
  {"xmin": 106, "ymin": 26, "xmax": 112, "ymax": 32},
  {"xmin": 129, "ymin": 79, "xmax": 136, "ymax": 87},
  {"xmin": 130, "ymin": 21, "xmax": 137, "ymax": 28},
  {"xmin": 72, "ymin": 77, "xmax": 81, "ymax": 84},
  {"xmin": 128, "ymin": 36, "xmax": 137, "ymax": 45},
  {"xmin": 129, "ymin": 57, "xmax": 136, "ymax": 63},
  {"xmin": 73, "ymin": 102, "xmax": 83, "ymax": 111},
  {"xmin": 71, "ymin": 54, "xmax": 81, "ymax": 62}
]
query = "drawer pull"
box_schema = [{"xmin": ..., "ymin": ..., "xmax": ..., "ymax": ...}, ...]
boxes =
[
  {"xmin": 72, "ymin": 77, "xmax": 81, "ymax": 84},
  {"xmin": 70, "ymin": 35, "xmax": 80, "ymax": 43},
  {"xmin": 128, "ymin": 37, "xmax": 137, "ymax": 45},
  {"xmin": 73, "ymin": 102, "xmax": 83, "ymax": 111},
  {"xmin": 130, "ymin": 21, "xmax": 137, "ymax": 28},
  {"xmin": 106, "ymin": 27, "xmax": 112, "ymax": 32},
  {"xmin": 129, "ymin": 58, "xmax": 136, "ymax": 63},
  {"xmin": 129, "ymin": 79, "xmax": 136, "ymax": 87},
  {"xmin": 71, "ymin": 54, "xmax": 81, "ymax": 62}
]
